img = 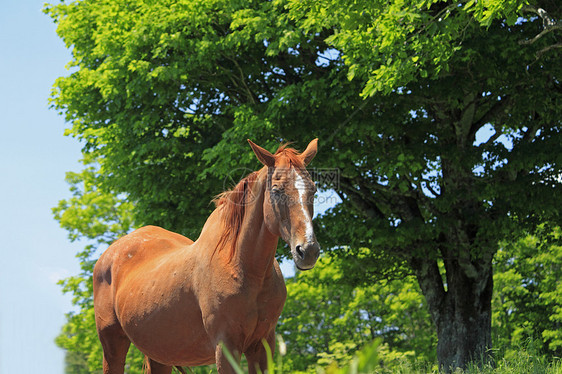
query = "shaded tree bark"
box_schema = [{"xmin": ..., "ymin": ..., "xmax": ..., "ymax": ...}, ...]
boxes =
[{"xmin": 412, "ymin": 250, "xmax": 493, "ymax": 372}]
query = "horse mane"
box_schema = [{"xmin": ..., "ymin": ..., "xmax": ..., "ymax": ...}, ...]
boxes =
[
  {"xmin": 212, "ymin": 143, "xmax": 305, "ymax": 261},
  {"xmin": 213, "ymin": 170, "xmax": 259, "ymax": 261}
]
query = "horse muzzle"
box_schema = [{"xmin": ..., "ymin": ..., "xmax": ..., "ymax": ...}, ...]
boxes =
[{"xmin": 292, "ymin": 241, "xmax": 320, "ymax": 270}]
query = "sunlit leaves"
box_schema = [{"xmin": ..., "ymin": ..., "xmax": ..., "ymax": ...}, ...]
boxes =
[
  {"xmin": 493, "ymin": 228, "xmax": 562, "ymax": 357},
  {"xmin": 53, "ymin": 166, "xmax": 134, "ymax": 245},
  {"xmin": 278, "ymin": 256, "xmax": 436, "ymax": 372}
]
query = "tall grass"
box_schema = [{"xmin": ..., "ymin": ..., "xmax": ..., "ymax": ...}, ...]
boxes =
[{"xmin": 208, "ymin": 339, "xmax": 562, "ymax": 374}]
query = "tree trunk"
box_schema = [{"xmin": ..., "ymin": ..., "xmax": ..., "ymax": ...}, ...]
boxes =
[
  {"xmin": 412, "ymin": 250, "xmax": 494, "ymax": 372},
  {"xmin": 436, "ymin": 260, "xmax": 493, "ymax": 371}
]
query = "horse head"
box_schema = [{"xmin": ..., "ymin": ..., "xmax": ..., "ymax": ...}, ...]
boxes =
[{"xmin": 248, "ymin": 139, "xmax": 321, "ymax": 270}]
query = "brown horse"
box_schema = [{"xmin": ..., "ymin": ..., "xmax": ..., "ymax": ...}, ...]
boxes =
[{"xmin": 93, "ymin": 139, "xmax": 321, "ymax": 374}]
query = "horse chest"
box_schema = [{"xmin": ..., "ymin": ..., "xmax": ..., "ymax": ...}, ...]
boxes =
[{"xmin": 198, "ymin": 271, "xmax": 286, "ymax": 343}]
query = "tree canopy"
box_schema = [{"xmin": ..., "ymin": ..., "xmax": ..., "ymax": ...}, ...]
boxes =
[{"xmin": 46, "ymin": 0, "xmax": 562, "ymax": 371}]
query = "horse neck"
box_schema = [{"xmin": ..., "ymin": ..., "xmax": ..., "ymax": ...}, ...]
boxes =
[{"xmin": 232, "ymin": 170, "xmax": 279, "ymax": 280}]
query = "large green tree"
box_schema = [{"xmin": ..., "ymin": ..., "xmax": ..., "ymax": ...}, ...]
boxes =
[
  {"xmin": 288, "ymin": 0, "xmax": 562, "ymax": 370},
  {"xmin": 47, "ymin": 0, "xmax": 562, "ymax": 371}
]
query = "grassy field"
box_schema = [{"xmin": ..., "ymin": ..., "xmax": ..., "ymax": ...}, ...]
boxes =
[
  {"xmin": 370, "ymin": 356, "xmax": 562, "ymax": 374},
  {"xmin": 323, "ymin": 351, "xmax": 561, "ymax": 374},
  {"xmin": 219, "ymin": 339, "xmax": 562, "ymax": 374}
]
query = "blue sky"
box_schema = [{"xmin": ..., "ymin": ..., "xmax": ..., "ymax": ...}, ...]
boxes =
[{"xmin": 0, "ymin": 1, "xmax": 84, "ymax": 372}]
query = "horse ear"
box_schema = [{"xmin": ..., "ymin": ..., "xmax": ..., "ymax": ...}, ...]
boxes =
[
  {"xmin": 300, "ymin": 138, "xmax": 318, "ymax": 166},
  {"xmin": 248, "ymin": 139, "xmax": 276, "ymax": 167}
]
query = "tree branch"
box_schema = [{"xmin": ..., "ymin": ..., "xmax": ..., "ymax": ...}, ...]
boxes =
[
  {"xmin": 339, "ymin": 177, "xmax": 386, "ymax": 220},
  {"xmin": 519, "ymin": 25, "xmax": 562, "ymax": 46},
  {"xmin": 470, "ymin": 96, "xmax": 511, "ymax": 139},
  {"xmin": 221, "ymin": 53, "xmax": 258, "ymax": 105},
  {"xmin": 402, "ymin": 174, "xmax": 440, "ymax": 218},
  {"xmin": 521, "ymin": 118, "xmax": 542, "ymax": 143},
  {"xmin": 519, "ymin": 6, "xmax": 562, "ymax": 52},
  {"xmin": 481, "ymin": 126, "xmax": 502, "ymax": 148},
  {"xmin": 421, "ymin": 179, "xmax": 441, "ymax": 198},
  {"xmin": 536, "ymin": 42, "xmax": 562, "ymax": 58}
]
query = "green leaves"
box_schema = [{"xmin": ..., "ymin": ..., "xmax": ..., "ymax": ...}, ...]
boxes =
[
  {"xmin": 53, "ymin": 165, "xmax": 134, "ymax": 245},
  {"xmin": 278, "ymin": 256, "xmax": 436, "ymax": 372},
  {"xmin": 493, "ymin": 228, "xmax": 562, "ymax": 357},
  {"xmin": 463, "ymin": 0, "xmax": 528, "ymax": 27},
  {"xmin": 288, "ymin": 0, "xmax": 461, "ymax": 95}
]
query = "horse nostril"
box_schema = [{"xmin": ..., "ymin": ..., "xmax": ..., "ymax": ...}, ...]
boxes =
[{"xmin": 295, "ymin": 245, "xmax": 305, "ymax": 260}]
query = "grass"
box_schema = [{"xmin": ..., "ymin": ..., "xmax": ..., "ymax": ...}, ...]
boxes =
[{"xmin": 207, "ymin": 339, "xmax": 562, "ymax": 374}]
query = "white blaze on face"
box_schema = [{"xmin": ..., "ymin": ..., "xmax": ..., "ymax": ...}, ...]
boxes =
[{"xmin": 293, "ymin": 169, "xmax": 314, "ymax": 243}]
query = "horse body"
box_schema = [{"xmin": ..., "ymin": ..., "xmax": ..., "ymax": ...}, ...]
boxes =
[{"xmin": 93, "ymin": 139, "xmax": 319, "ymax": 373}]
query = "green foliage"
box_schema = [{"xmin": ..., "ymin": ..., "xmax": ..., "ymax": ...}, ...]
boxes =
[
  {"xmin": 318, "ymin": 339, "xmax": 382, "ymax": 374},
  {"xmin": 45, "ymin": 0, "xmax": 353, "ymax": 239},
  {"xmin": 46, "ymin": 0, "xmax": 562, "ymax": 278},
  {"xmin": 492, "ymin": 227, "xmax": 562, "ymax": 357},
  {"xmin": 52, "ymin": 161, "xmax": 134, "ymax": 246},
  {"xmin": 286, "ymin": 0, "xmax": 552, "ymax": 96},
  {"xmin": 61, "ymin": 347, "xmax": 92, "ymax": 374},
  {"xmin": 278, "ymin": 255, "xmax": 436, "ymax": 372}
]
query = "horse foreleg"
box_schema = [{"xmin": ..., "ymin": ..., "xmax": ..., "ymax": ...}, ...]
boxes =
[
  {"xmin": 144, "ymin": 357, "xmax": 173, "ymax": 374},
  {"xmin": 245, "ymin": 332, "xmax": 276, "ymax": 374},
  {"xmin": 215, "ymin": 342, "xmax": 242, "ymax": 374}
]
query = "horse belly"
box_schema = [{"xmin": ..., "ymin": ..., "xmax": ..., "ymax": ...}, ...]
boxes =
[
  {"xmin": 133, "ymin": 326, "xmax": 215, "ymax": 367},
  {"xmin": 115, "ymin": 279, "xmax": 215, "ymax": 366}
]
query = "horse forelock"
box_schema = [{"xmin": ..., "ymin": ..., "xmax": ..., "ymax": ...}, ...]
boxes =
[{"xmin": 274, "ymin": 143, "xmax": 305, "ymax": 169}]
